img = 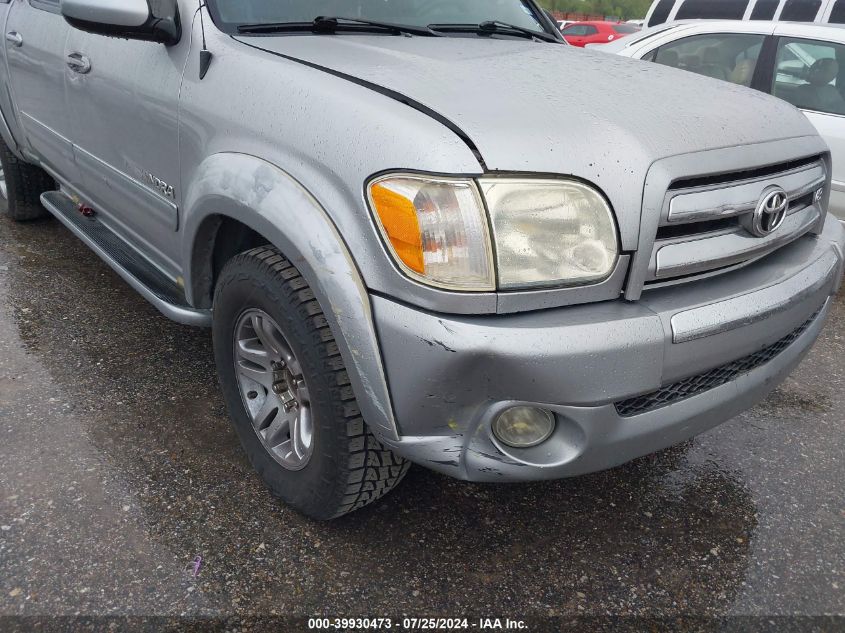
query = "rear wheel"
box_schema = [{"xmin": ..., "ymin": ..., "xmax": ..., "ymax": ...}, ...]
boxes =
[
  {"xmin": 213, "ymin": 246, "xmax": 410, "ymax": 520},
  {"xmin": 0, "ymin": 138, "xmax": 54, "ymax": 222}
]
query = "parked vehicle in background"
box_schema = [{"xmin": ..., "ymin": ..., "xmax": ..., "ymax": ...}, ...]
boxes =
[
  {"xmin": 544, "ymin": 13, "xmax": 571, "ymax": 40},
  {"xmin": 0, "ymin": 0, "xmax": 842, "ymax": 521},
  {"xmin": 561, "ymin": 21, "xmax": 640, "ymax": 46},
  {"xmin": 603, "ymin": 20, "xmax": 845, "ymax": 219},
  {"xmin": 645, "ymin": 0, "xmax": 845, "ymax": 27}
]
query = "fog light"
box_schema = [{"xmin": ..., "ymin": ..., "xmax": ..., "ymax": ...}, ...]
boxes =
[{"xmin": 492, "ymin": 407, "xmax": 555, "ymax": 448}]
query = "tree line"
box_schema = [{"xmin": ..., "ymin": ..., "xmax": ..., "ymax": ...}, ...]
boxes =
[{"xmin": 537, "ymin": 0, "xmax": 653, "ymax": 21}]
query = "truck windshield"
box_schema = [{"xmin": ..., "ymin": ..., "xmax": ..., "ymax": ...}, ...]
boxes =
[{"xmin": 207, "ymin": 0, "xmax": 549, "ymax": 35}]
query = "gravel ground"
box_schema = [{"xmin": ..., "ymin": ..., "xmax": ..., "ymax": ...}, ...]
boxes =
[{"xmin": 0, "ymin": 214, "xmax": 843, "ymax": 629}]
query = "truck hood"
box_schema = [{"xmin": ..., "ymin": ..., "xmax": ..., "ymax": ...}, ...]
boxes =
[{"xmin": 236, "ymin": 35, "xmax": 821, "ymax": 238}]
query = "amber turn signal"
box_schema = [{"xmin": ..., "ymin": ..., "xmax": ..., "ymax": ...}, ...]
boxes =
[
  {"xmin": 366, "ymin": 175, "xmax": 495, "ymax": 291},
  {"xmin": 369, "ymin": 182, "xmax": 425, "ymax": 274}
]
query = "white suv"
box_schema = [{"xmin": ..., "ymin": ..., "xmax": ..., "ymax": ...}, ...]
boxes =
[
  {"xmin": 644, "ymin": 0, "xmax": 845, "ymax": 28},
  {"xmin": 601, "ymin": 20, "xmax": 845, "ymax": 219}
]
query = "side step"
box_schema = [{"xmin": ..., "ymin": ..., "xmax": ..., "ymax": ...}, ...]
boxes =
[{"xmin": 40, "ymin": 191, "xmax": 212, "ymax": 327}]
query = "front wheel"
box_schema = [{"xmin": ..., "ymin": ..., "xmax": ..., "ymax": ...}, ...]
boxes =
[{"xmin": 212, "ymin": 246, "xmax": 409, "ymax": 520}]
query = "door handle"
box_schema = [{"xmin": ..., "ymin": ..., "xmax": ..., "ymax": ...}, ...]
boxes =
[
  {"xmin": 5, "ymin": 32, "xmax": 23, "ymax": 47},
  {"xmin": 66, "ymin": 53, "xmax": 92, "ymax": 74}
]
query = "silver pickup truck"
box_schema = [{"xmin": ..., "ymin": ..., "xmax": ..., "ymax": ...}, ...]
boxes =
[{"xmin": 1, "ymin": 0, "xmax": 843, "ymax": 520}]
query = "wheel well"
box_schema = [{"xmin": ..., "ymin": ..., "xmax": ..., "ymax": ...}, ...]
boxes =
[{"xmin": 191, "ymin": 215, "xmax": 270, "ymax": 309}]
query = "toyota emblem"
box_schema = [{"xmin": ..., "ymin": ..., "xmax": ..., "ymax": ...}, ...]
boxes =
[{"xmin": 752, "ymin": 187, "xmax": 788, "ymax": 237}]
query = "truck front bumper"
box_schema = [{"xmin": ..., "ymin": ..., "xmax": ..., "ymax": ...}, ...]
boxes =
[{"xmin": 372, "ymin": 216, "xmax": 845, "ymax": 482}]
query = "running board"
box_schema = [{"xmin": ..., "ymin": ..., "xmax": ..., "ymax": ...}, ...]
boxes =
[{"xmin": 40, "ymin": 191, "xmax": 212, "ymax": 327}]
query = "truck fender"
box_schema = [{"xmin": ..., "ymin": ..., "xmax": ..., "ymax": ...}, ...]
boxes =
[
  {"xmin": 181, "ymin": 152, "xmax": 400, "ymax": 441},
  {"xmin": 0, "ymin": 98, "xmax": 23, "ymax": 159}
]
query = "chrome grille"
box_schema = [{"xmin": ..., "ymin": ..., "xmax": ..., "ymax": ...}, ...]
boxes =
[{"xmin": 642, "ymin": 156, "xmax": 827, "ymax": 287}]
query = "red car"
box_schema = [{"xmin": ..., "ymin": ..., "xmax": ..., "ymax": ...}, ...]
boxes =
[{"xmin": 560, "ymin": 21, "xmax": 640, "ymax": 47}]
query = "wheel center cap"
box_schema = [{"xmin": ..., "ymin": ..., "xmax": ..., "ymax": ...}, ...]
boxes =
[{"xmin": 271, "ymin": 362, "xmax": 299, "ymax": 412}]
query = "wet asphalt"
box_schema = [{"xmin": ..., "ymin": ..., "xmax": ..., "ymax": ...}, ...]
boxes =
[{"xmin": 0, "ymin": 213, "xmax": 843, "ymax": 624}]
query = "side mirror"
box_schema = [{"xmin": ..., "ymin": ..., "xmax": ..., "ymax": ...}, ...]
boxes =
[{"xmin": 61, "ymin": 0, "xmax": 181, "ymax": 46}]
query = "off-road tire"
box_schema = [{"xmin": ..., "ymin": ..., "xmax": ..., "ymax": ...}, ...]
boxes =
[
  {"xmin": 0, "ymin": 138, "xmax": 54, "ymax": 221},
  {"xmin": 213, "ymin": 246, "xmax": 410, "ymax": 520}
]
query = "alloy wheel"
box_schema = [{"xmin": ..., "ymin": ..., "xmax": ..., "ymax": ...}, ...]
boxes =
[{"xmin": 233, "ymin": 309, "xmax": 314, "ymax": 470}]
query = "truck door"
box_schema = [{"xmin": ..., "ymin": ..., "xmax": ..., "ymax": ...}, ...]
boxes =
[
  {"xmin": 62, "ymin": 4, "xmax": 193, "ymax": 277},
  {"xmin": 4, "ymin": 0, "xmax": 77, "ymax": 180}
]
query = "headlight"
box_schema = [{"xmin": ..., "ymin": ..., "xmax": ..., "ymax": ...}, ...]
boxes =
[
  {"xmin": 367, "ymin": 175, "xmax": 495, "ymax": 291},
  {"xmin": 367, "ymin": 174, "xmax": 619, "ymax": 291},
  {"xmin": 480, "ymin": 178, "xmax": 619, "ymax": 289}
]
